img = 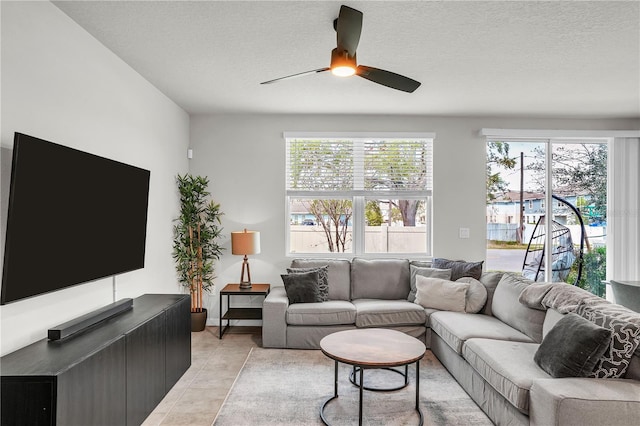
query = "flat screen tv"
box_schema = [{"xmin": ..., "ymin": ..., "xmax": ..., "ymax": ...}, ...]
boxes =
[{"xmin": 1, "ymin": 133, "xmax": 150, "ymax": 305}]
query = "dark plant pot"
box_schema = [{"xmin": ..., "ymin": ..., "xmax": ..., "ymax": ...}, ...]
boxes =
[{"xmin": 191, "ymin": 308, "xmax": 207, "ymax": 332}]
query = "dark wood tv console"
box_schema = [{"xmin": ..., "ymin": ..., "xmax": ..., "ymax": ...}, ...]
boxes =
[{"xmin": 0, "ymin": 294, "xmax": 191, "ymax": 426}]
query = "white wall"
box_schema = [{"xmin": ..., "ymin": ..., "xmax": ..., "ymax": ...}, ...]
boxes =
[
  {"xmin": 189, "ymin": 114, "xmax": 639, "ymax": 321},
  {"xmin": 0, "ymin": 1, "xmax": 189, "ymax": 355}
]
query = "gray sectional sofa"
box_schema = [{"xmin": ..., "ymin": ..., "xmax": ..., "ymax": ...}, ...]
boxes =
[{"xmin": 262, "ymin": 258, "xmax": 640, "ymax": 426}]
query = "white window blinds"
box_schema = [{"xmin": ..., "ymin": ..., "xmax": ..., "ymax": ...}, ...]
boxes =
[{"xmin": 286, "ymin": 138, "xmax": 433, "ymax": 194}]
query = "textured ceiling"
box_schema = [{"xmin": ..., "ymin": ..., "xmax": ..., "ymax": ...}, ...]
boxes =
[{"xmin": 53, "ymin": 1, "xmax": 640, "ymax": 118}]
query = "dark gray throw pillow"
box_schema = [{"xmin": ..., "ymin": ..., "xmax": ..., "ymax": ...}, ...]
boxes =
[
  {"xmin": 534, "ymin": 313, "xmax": 612, "ymax": 378},
  {"xmin": 432, "ymin": 258, "xmax": 483, "ymax": 281},
  {"xmin": 281, "ymin": 271, "xmax": 320, "ymax": 304},
  {"xmin": 287, "ymin": 266, "xmax": 329, "ymax": 302}
]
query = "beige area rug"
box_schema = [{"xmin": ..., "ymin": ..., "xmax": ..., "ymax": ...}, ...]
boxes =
[{"xmin": 213, "ymin": 347, "xmax": 492, "ymax": 425}]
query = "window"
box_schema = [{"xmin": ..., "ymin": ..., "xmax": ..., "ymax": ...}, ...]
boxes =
[{"xmin": 285, "ymin": 134, "xmax": 433, "ymax": 256}]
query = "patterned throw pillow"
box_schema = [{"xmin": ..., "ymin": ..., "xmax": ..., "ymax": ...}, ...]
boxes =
[
  {"xmin": 576, "ymin": 302, "xmax": 640, "ymax": 378},
  {"xmin": 287, "ymin": 266, "xmax": 329, "ymax": 302}
]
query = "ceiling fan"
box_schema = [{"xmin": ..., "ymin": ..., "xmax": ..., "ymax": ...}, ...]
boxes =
[{"xmin": 260, "ymin": 5, "xmax": 421, "ymax": 93}]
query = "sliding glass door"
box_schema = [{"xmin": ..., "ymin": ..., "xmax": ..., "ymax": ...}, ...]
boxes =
[{"xmin": 486, "ymin": 138, "xmax": 608, "ymax": 296}]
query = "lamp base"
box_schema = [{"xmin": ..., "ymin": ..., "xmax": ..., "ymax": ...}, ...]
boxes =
[{"xmin": 239, "ymin": 281, "xmax": 252, "ymax": 290}]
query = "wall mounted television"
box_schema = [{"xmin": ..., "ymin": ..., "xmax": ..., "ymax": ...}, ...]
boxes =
[{"xmin": 1, "ymin": 133, "xmax": 151, "ymax": 305}]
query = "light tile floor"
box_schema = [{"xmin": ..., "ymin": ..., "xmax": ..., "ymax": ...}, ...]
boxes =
[{"xmin": 142, "ymin": 327, "xmax": 262, "ymax": 426}]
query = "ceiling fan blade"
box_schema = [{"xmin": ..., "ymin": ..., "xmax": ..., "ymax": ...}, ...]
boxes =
[
  {"xmin": 336, "ymin": 5, "xmax": 363, "ymax": 56},
  {"xmin": 356, "ymin": 65, "xmax": 421, "ymax": 93},
  {"xmin": 260, "ymin": 68, "xmax": 330, "ymax": 85}
]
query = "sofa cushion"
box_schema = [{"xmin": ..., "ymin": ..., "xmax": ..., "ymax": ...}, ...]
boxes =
[
  {"xmin": 414, "ymin": 276, "xmax": 468, "ymax": 312},
  {"xmin": 534, "ymin": 313, "xmax": 612, "ymax": 378},
  {"xmin": 291, "ymin": 259, "xmax": 351, "ymax": 301},
  {"xmin": 576, "ymin": 302, "xmax": 640, "ymax": 378},
  {"xmin": 457, "ymin": 277, "xmax": 488, "ymax": 313},
  {"xmin": 281, "ymin": 271, "xmax": 320, "ymax": 303},
  {"xmin": 286, "ymin": 300, "xmax": 356, "ymax": 326},
  {"xmin": 478, "ymin": 271, "xmax": 504, "ymax": 316},
  {"xmin": 430, "ymin": 311, "xmax": 535, "ymax": 354},
  {"xmin": 423, "ymin": 307, "xmax": 439, "ymax": 328},
  {"xmin": 352, "ymin": 299, "xmax": 427, "ymax": 327},
  {"xmin": 463, "ymin": 338, "xmax": 550, "ymax": 414},
  {"xmin": 408, "ymin": 265, "xmax": 452, "ymax": 302},
  {"xmin": 519, "ymin": 281, "xmax": 604, "ymax": 313},
  {"xmin": 287, "ymin": 266, "xmax": 329, "ymax": 302},
  {"xmin": 432, "ymin": 258, "xmax": 483, "ymax": 281},
  {"xmin": 492, "ymin": 273, "xmax": 546, "ymax": 342},
  {"xmin": 351, "ymin": 258, "xmax": 410, "ymax": 300},
  {"xmin": 529, "ymin": 377, "xmax": 640, "ymax": 426}
]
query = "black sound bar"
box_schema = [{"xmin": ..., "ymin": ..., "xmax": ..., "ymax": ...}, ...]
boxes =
[{"xmin": 48, "ymin": 298, "xmax": 134, "ymax": 341}]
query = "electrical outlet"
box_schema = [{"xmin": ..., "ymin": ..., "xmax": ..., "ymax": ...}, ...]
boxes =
[{"xmin": 459, "ymin": 227, "xmax": 470, "ymax": 239}]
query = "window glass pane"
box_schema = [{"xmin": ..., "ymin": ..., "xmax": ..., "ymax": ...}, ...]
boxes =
[
  {"xmin": 287, "ymin": 139, "xmax": 353, "ymax": 191},
  {"xmin": 486, "ymin": 141, "xmax": 545, "ymax": 272},
  {"xmin": 551, "ymin": 143, "xmax": 607, "ymax": 297},
  {"xmin": 363, "ymin": 140, "xmax": 432, "ymax": 191},
  {"xmin": 289, "ymin": 198, "xmax": 353, "ymax": 253},
  {"xmin": 364, "ymin": 198, "xmax": 427, "ymax": 253}
]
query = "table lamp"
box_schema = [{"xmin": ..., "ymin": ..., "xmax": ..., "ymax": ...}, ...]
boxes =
[{"xmin": 231, "ymin": 229, "xmax": 261, "ymax": 289}]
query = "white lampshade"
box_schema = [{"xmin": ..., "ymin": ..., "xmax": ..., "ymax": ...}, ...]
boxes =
[{"xmin": 231, "ymin": 229, "xmax": 261, "ymax": 255}]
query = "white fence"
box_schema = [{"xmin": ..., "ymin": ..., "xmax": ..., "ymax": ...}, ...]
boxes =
[
  {"xmin": 290, "ymin": 226, "xmax": 427, "ymax": 253},
  {"xmin": 487, "ymin": 223, "xmax": 606, "ymax": 246}
]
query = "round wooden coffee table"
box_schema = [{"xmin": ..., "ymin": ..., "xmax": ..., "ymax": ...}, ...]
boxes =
[{"xmin": 319, "ymin": 328, "xmax": 426, "ymax": 426}]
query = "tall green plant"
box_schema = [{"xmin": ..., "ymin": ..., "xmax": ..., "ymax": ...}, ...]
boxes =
[{"xmin": 173, "ymin": 175, "xmax": 224, "ymax": 312}]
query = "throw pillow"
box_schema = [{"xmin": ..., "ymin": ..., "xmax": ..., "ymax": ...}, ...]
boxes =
[
  {"xmin": 478, "ymin": 271, "xmax": 503, "ymax": 316},
  {"xmin": 408, "ymin": 266, "xmax": 452, "ymax": 302},
  {"xmin": 576, "ymin": 302, "xmax": 640, "ymax": 378},
  {"xmin": 287, "ymin": 266, "xmax": 329, "ymax": 302},
  {"xmin": 492, "ymin": 273, "xmax": 546, "ymax": 342},
  {"xmin": 414, "ymin": 275, "xmax": 469, "ymax": 312},
  {"xmin": 456, "ymin": 277, "xmax": 488, "ymax": 313},
  {"xmin": 280, "ymin": 271, "xmax": 320, "ymax": 304},
  {"xmin": 534, "ymin": 313, "xmax": 612, "ymax": 378},
  {"xmin": 432, "ymin": 258, "xmax": 483, "ymax": 281}
]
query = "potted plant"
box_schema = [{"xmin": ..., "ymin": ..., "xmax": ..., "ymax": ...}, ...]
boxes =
[{"xmin": 173, "ymin": 174, "xmax": 224, "ymax": 331}]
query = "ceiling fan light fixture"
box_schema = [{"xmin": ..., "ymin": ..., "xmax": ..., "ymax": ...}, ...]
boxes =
[
  {"xmin": 331, "ymin": 65, "xmax": 356, "ymax": 77},
  {"xmin": 330, "ymin": 48, "xmax": 356, "ymax": 77}
]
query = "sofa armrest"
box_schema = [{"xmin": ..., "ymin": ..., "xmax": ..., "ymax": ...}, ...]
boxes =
[
  {"xmin": 530, "ymin": 377, "xmax": 640, "ymax": 426},
  {"xmin": 262, "ymin": 286, "xmax": 289, "ymax": 348}
]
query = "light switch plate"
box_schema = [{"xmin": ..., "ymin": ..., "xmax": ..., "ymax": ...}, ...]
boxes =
[{"xmin": 459, "ymin": 227, "xmax": 470, "ymax": 239}]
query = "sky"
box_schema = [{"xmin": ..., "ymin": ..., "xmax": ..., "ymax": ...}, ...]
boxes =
[{"xmin": 491, "ymin": 141, "xmax": 544, "ymax": 192}]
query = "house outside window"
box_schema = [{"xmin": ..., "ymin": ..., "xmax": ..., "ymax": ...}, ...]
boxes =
[{"xmin": 285, "ymin": 133, "xmax": 434, "ymax": 256}]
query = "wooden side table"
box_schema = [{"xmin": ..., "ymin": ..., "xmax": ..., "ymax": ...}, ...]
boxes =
[{"xmin": 219, "ymin": 283, "xmax": 270, "ymax": 339}]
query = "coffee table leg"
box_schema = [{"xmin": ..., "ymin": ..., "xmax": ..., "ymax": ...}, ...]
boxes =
[
  {"xmin": 405, "ymin": 364, "xmax": 409, "ymax": 386},
  {"xmin": 320, "ymin": 361, "xmax": 339, "ymax": 425},
  {"xmin": 334, "ymin": 360, "xmax": 338, "ymax": 397},
  {"xmin": 416, "ymin": 360, "xmax": 423, "ymax": 426},
  {"xmin": 358, "ymin": 366, "xmax": 364, "ymax": 426}
]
